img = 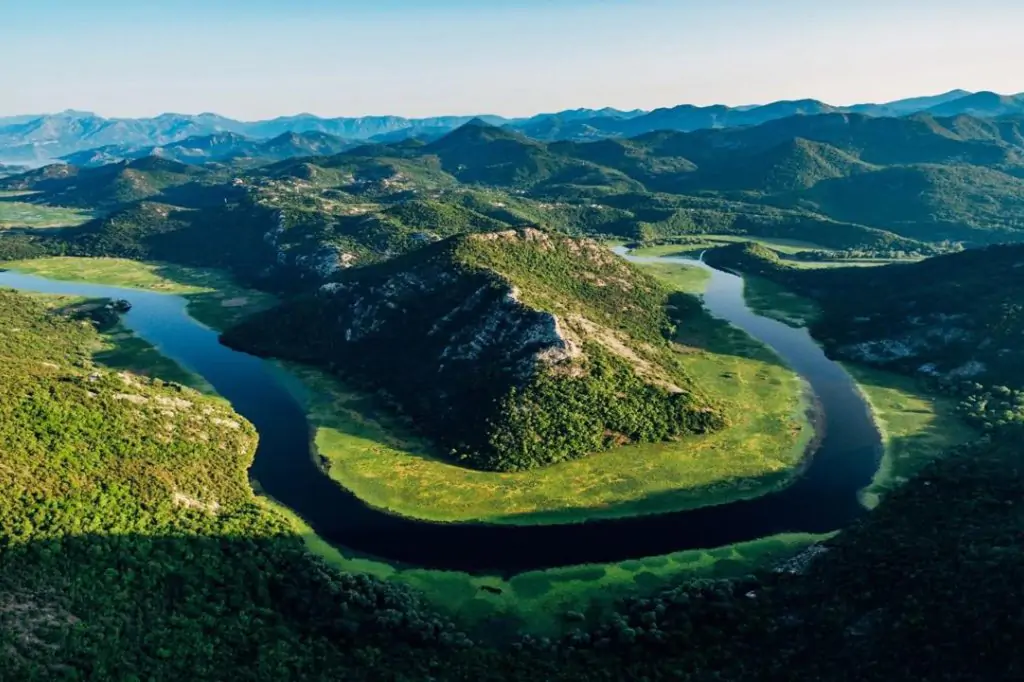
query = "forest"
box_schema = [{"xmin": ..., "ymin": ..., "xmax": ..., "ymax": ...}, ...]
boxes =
[
  {"xmin": 223, "ymin": 229, "xmax": 724, "ymax": 471},
  {"xmin": 1, "ymin": 286, "xmax": 1020, "ymax": 681},
  {"xmin": 3, "ymin": 101, "xmax": 1024, "ymax": 679}
]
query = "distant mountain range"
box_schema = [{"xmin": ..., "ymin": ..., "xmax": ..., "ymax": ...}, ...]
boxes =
[
  {"xmin": 2, "ymin": 90, "xmax": 1023, "ymax": 164},
  {"xmin": 59, "ymin": 131, "xmax": 356, "ymax": 168}
]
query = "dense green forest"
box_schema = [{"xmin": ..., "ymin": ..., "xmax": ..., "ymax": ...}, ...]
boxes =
[
  {"xmin": 0, "ymin": 290, "xmax": 481, "ymax": 680},
  {"xmin": 6, "ymin": 111, "xmax": 1024, "ymax": 294},
  {"xmin": 1, "ymin": 287, "xmax": 1021, "ymax": 680},
  {"xmin": 224, "ymin": 229, "xmax": 724, "ymax": 471},
  {"xmin": 706, "ymin": 241, "xmax": 1024, "ymax": 389},
  {"xmin": 4, "ymin": 106, "xmax": 1024, "ymax": 679}
]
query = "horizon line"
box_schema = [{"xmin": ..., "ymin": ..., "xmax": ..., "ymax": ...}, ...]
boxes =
[{"xmin": 4, "ymin": 88, "xmax": 1020, "ymax": 123}]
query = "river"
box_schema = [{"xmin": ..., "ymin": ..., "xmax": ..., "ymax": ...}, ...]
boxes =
[{"xmin": 0, "ymin": 254, "xmax": 881, "ymax": 574}]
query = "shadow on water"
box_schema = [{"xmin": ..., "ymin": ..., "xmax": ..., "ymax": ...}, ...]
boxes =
[{"xmin": 0, "ymin": 254, "xmax": 883, "ymax": 575}]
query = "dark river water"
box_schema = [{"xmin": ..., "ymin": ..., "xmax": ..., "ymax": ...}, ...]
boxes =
[{"xmin": 0, "ymin": 255, "xmax": 881, "ymax": 574}]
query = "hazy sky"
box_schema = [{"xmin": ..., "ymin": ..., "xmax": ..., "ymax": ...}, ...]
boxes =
[{"xmin": 2, "ymin": 0, "xmax": 1022, "ymax": 119}]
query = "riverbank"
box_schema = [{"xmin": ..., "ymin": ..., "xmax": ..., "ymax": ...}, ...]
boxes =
[
  {"xmin": 0, "ymin": 256, "xmax": 276, "ymax": 330},
  {"xmin": 272, "ymin": 256, "xmax": 813, "ymax": 525},
  {"xmin": 256, "ymin": 488, "xmax": 829, "ymax": 637},
  {"xmin": 846, "ymin": 365, "xmax": 978, "ymax": 508},
  {"xmin": 696, "ymin": 255, "xmax": 979, "ymax": 508}
]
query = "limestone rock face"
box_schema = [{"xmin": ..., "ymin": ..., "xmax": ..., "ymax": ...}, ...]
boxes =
[{"xmin": 224, "ymin": 228, "xmax": 722, "ymax": 471}]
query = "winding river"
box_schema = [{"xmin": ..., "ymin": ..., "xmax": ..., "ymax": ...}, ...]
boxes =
[{"xmin": 0, "ymin": 253, "xmax": 882, "ymax": 574}]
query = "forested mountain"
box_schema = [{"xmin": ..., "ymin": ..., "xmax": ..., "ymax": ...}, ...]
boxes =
[
  {"xmin": 7, "ymin": 109, "xmax": 1024, "ymax": 283},
  {"xmin": 59, "ymin": 131, "xmax": 355, "ymax": 167},
  {"xmin": 706, "ymin": 241, "xmax": 1024, "ymax": 389},
  {"xmin": 0, "ymin": 156, "xmax": 209, "ymax": 209},
  {"xmin": 5, "ymin": 89, "xmax": 1024, "ymax": 163},
  {"xmin": 1, "ymin": 282, "xmax": 1021, "ymax": 679},
  {"xmin": 224, "ymin": 229, "xmax": 724, "ymax": 470}
]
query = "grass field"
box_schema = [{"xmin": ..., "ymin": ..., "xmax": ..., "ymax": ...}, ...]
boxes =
[
  {"xmin": 742, "ymin": 276, "xmax": 821, "ymax": 327},
  {"xmin": 275, "ymin": 260, "xmax": 813, "ymax": 525},
  {"xmin": 633, "ymin": 261, "xmax": 711, "ymax": 294},
  {"xmin": 256, "ymin": 490, "xmax": 829, "ymax": 637},
  {"xmin": 0, "ymin": 257, "xmax": 276, "ymax": 331},
  {"xmin": 630, "ymin": 234, "xmax": 825, "ymax": 259},
  {"xmin": 630, "ymin": 236, "xmax": 916, "ymax": 270},
  {"xmin": 847, "ymin": 365, "xmax": 978, "ymax": 509},
  {"xmin": 0, "ymin": 197, "xmax": 92, "ymax": 229}
]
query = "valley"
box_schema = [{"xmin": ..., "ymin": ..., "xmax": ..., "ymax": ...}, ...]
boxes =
[{"xmin": 2, "ymin": 94, "xmax": 1022, "ymax": 681}]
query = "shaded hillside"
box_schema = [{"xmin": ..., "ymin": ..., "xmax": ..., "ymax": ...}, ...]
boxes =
[
  {"xmin": 686, "ymin": 138, "xmax": 877, "ymax": 192},
  {"xmin": 224, "ymin": 229, "xmax": 724, "ymax": 471},
  {"xmin": 0, "ymin": 157, "xmax": 207, "ymax": 209},
  {"xmin": 796, "ymin": 164, "xmax": 1024, "ymax": 242},
  {"xmin": 925, "ymin": 90, "xmax": 1024, "ymax": 117},
  {"xmin": 706, "ymin": 241, "xmax": 1024, "ymax": 388},
  {"xmin": 60, "ymin": 130, "xmax": 354, "ymax": 167},
  {"xmin": 423, "ymin": 120, "xmax": 584, "ymax": 187}
]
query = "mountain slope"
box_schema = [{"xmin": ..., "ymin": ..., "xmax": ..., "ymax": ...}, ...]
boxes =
[
  {"xmin": 690, "ymin": 138, "xmax": 877, "ymax": 192},
  {"xmin": 422, "ymin": 120, "xmax": 579, "ymax": 186},
  {"xmin": 706, "ymin": 241, "xmax": 1024, "ymax": 387},
  {"xmin": 925, "ymin": 91, "xmax": 1024, "ymax": 117},
  {"xmin": 847, "ymin": 89, "xmax": 973, "ymax": 116},
  {"xmin": 60, "ymin": 131, "xmax": 355, "ymax": 167},
  {"xmin": 798, "ymin": 163, "xmax": 1024, "ymax": 242},
  {"xmin": 224, "ymin": 229, "xmax": 724, "ymax": 471},
  {"xmin": 0, "ymin": 157, "xmax": 206, "ymax": 208}
]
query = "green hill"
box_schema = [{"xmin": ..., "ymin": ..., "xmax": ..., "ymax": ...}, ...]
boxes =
[
  {"xmin": 0, "ymin": 157, "xmax": 205, "ymax": 209},
  {"xmin": 224, "ymin": 229, "xmax": 725, "ymax": 471},
  {"xmin": 423, "ymin": 120, "xmax": 591, "ymax": 187},
  {"xmin": 691, "ymin": 138, "xmax": 877, "ymax": 192},
  {"xmin": 798, "ymin": 164, "xmax": 1024, "ymax": 242},
  {"xmin": 0, "ymin": 290, "xmax": 457, "ymax": 680},
  {"xmin": 706, "ymin": 241, "xmax": 1024, "ymax": 388}
]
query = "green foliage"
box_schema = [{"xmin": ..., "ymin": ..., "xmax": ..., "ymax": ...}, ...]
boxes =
[
  {"xmin": 706, "ymin": 241, "xmax": 1024, "ymax": 388},
  {"xmin": 0, "ymin": 290, "xmax": 480, "ymax": 680},
  {"xmin": 957, "ymin": 384, "xmax": 1024, "ymax": 431},
  {"xmin": 225, "ymin": 230, "xmax": 724, "ymax": 471},
  {"xmin": 486, "ymin": 343, "xmax": 723, "ymax": 470},
  {"xmin": 797, "ymin": 163, "xmax": 1024, "ymax": 242},
  {"xmin": 0, "ymin": 158, "xmax": 209, "ymax": 209}
]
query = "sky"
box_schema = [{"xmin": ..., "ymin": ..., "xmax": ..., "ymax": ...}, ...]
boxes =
[{"xmin": 2, "ymin": 0, "xmax": 1023, "ymax": 120}]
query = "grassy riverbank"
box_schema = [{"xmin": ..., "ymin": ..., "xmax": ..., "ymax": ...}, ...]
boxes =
[
  {"xmin": 742, "ymin": 276, "xmax": 821, "ymax": 327},
  {"xmin": 274, "ymin": 259, "xmax": 812, "ymax": 525},
  {"xmin": 0, "ymin": 256, "xmax": 275, "ymax": 330},
  {"xmin": 629, "ymin": 236, "xmax": 915, "ymax": 270},
  {"xmin": 847, "ymin": 365, "xmax": 978, "ymax": 508},
  {"xmin": 629, "ymin": 234, "xmax": 826, "ymax": 258},
  {"xmin": 725, "ymin": 273, "xmax": 977, "ymax": 506},
  {"xmin": 0, "ymin": 195, "xmax": 93, "ymax": 229},
  {"xmin": 256, "ymin": 490, "xmax": 829, "ymax": 637},
  {"xmin": 26, "ymin": 293, "xmax": 215, "ymax": 393}
]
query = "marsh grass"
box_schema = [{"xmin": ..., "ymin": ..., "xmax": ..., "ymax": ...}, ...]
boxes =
[
  {"xmin": 0, "ymin": 256, "xmax": 276, "ymax": 330},
  {"xmin": 0, "ymin": 197, "xmax": 92, "ymax": 229},
  {"xmin": 847, "ymin": 365, "xmax": 978, "ymax": 508},
  {"xmin": 274, "ymin": 259, "xmax": 812, "ymax": 525},
  {"xmin": 256, "ymin": 490, "xmax": 828, "ymax": 637}
]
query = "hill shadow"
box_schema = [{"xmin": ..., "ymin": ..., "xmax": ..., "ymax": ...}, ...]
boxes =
[{"xmin": 0, "ymin": 531, "xmax": 463, "ymax": 680}]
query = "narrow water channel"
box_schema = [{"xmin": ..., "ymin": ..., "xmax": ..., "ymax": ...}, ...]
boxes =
[{"xmin": 0, "ymin": 255, "xmax": 881, "ymax": 575}]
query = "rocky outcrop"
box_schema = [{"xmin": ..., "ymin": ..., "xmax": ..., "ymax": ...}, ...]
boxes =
[
  {"xmin": 224, "ymin": 229, "xmax": 722, "ymax": 470},
  {"xmin": 262, "ymin": 209, "xmax": 357, "ymax": 280}
]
